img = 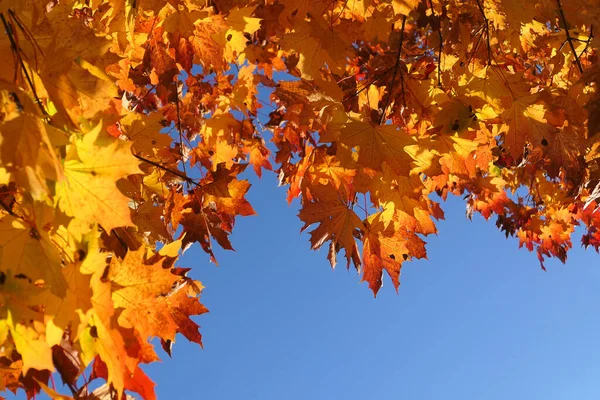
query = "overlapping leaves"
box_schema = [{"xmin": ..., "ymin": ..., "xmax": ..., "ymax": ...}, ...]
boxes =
[{"xmin": 0, "ymin": 0, "xmax": 598, "ymax": 398}]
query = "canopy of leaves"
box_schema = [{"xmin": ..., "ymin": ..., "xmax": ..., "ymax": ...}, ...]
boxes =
[{"xmin": 0, "ymin": 0, "xmax": 598, "ymax": 398}]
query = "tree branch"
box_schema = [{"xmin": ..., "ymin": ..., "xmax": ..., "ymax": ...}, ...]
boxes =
[
  {"xmin": 343, "ymin": 65, "xmax": 395, "ymax": 102},
  {"xmin": 556, "ymin": 0, "xmax": 584, "ymax": 74},
  {"xmin": 133, "ymin": 153, "xmax": 199, "ymax": 186},
  {"xmin": 474, "ymin": 0, "xmax": 491, "ymax": 65},
  {"xmin": 0, "ymin": 12, "xmax": 47, "ymax": 115},
  {"xmin": 0, "ymin": 198, "xmax": 15, "ymax": 216}
]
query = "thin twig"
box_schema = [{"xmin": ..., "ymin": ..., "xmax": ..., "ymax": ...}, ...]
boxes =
[
  {"xmin": 556, "ymin": 0, "xmax": 584, "ymax": 74},
  {"xmin": 0, "ymin": 198, "xmax": 15, "ymax": 216},
  {"xmin": 343, "ymin": 65, "xmax": 395, "ymax": 102},
  {"xmin": 133, "ymin": 153, "xmax": 199, "ymax": 186},
  {"xmin": 0, "ymin": 12, "xmax": 47, "ymax": 115},
  {"xmin": 380, "ymin": 15, "xmax": 407, "ymax": 125},
  {"xmin": 130, "ymin": 84, "xmax": 156, "ymax": 110},
  {"xmin": 466, "ymin": 25, "xmax": 485, "ymax": 67},
  {"xmin": 474, "ymin": 0, "xmax": 492, "ymax": 65},
  {"xmin": 8, "ymin": 9, "xmax": 44, "ymax": 59}
]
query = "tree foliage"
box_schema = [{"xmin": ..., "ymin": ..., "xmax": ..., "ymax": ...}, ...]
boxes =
[{"xmin": 0, "ymin": 0, "xmax": 599, "ymax": 397}]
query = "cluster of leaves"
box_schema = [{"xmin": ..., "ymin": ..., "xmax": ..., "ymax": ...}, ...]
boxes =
[{"xmin": 0, "ymin": 0, "xmax": 598, "ymax": 398}]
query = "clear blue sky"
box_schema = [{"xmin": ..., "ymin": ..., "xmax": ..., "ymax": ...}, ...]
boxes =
[{"xmin": 140, "ymin": 176, "xmax": 600, "ymax": 400}]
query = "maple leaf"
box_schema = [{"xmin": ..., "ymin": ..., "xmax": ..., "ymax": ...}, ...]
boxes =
[
  {"xmin": 56, "ymin": 123, "xmax": 143, "ymax": 233},
  {"xmin": 501, "ymin": 94, "xmax": 556, "ymax": 159},
  {"xmin": 0, "ymin": 211, "xmax": 67, "ymax": 296},
  {"xmin": 339, "ymin": 119, "xmax": 416, "ymax": 175},
  {"xmin": 362, "ymin": 212, "xmax": 427, "ymax": 295},
  {"xmin": 245, "ymin": 138, "xmax": 273, "ymax": 178},
  {"xmin": 370, "ymin": 167, "xmax": 436, "ymax": 234},
  {"xmin": 199, "ymin": 177, "xmax": 256, "ymax": 217},
  {"xmin": 118, "ymin": 112, "xmax": 172, "ymax": 158},
  {"xmin": 392, "ymin": 0, "xmax": 420, "ymax": 16},
  {"xmin": 6, "ymin": 311, "xmax": 53, "ymax": 375},
  {"xmin": 108, "ymin": 249, "xmax": 180, "ymax": 341},
  {"xmin": 34, "ymin": 4, "xmax": 118, "ymax": 125},
  {"xmin": 131, "ymin": 202, "xmax": 172, "ymax": 243},
  {"xmin": 223, "ymin": 6, "xmax": 262, "ymax": 62},
  {"xmin": 84, "ymin": 313, "xmax": 131, "ymax": 397},
  {"xmin": 33, "ymin": 260, "xmax": 93, "ymax": 344},
  {"xmin": 309, "ymin": 150, "xmax": 356, "ymax": 195},
  {"xmin": 0, "ymin": 82, "xmax": 65, "ymax": 201},
  {"xmin": 298, "ymin": 184, "xmax": 363, "ymax": 269},
  {"xmin": 165, "ymin": 280, "xmax": 208, "ymax": 346},
  {"xmin": 279, "ymin": 17, "xmax": 352, "ymax": 80}
]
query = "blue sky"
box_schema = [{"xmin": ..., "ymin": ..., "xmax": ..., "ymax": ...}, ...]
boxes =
[{"xmin": 139, "ymin": 175, "xmax": 600, "ymax": 400}]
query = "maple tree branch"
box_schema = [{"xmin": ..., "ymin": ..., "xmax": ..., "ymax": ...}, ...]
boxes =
[
  {"xmin": 343, "ymin": 65, "xmax": 395, "ymax": 102},
  {"xmin": 556, "ymin": 0, "xmax": 584, "ymax": 74},
  {"xmin": 380, "ymin": 15, "xmax": 407, "ymax": 125},
  {"xmin": 0, "ymin": 12, "xmax": 47, "ymax": 115},
  {"xmin": 0, "ymin": 198, "xmax": 15, "ymax": 216},
  {"xmin": 466, "ymin": 25, "xmax": 485, "ymax": 67},
  {"xmin": 474, "ymin": 0, "xmax": 491, "ymax": 65},
  {"xmin": 7, "ymin": 9, "xmax": 44, "ymax": 60},
  {"xmin": 130, "ymin": 84, "xmax": 156, "ymax": 110},
  {"xmin": 133, "ymin": 153, "xmax": 199, "ymax": 186}
]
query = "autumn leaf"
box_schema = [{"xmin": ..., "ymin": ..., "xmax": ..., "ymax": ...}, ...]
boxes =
[
  {"xmin": 501, "ymin": 94, "xmax": 555, "ymax": 159},
  {"xmin": 0, "ymin": 212, "xmax": 67, "ymax": 296},
  {"xmin": 56, "ymin": 123, "xmax": 143, "ymax": 233},
  {"xmin": 6, "ymin": 311, "xmax": 53, "ymax": 375},
  {"xmin": 339, "ymin": 119, "xmax": 416, "ymax": 175},
  {"xmin": 108, "ymin": 249, "xmax": 180, "ymax": 340},
  {"xmin": 362, "ymin": 212, "xmax": 427, "ymax": 295},
  {"xmin": 298, "ymin": 184, "xmax": 363, "ymax": 269}
]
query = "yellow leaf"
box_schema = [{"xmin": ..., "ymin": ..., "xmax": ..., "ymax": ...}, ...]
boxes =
[
  {"xmin": 7, "ymin": 311, "xmax": 53, "ymax": 375},
  {"xmin": 119, "ymin": 111, "xmax": 172, "ymax": 157},
  {"xmin": 340, "ymin": 120, "xmax": 415, "ymax": 174},
  {"xmin": 109, "ymin": 249, "xmax": 179, "ymax": 340},
  {"xmin": 392, "ymin": 0, "xmax": 420, "ymax": 16},
  {"xmin": 0, "ymin": 213, "xmax": 67, "ymax": 296},
  {"xmin": 298, "ymin": 184, "xmax": 363, "ymax": 269},
  {"xmin": 223, "ymin": 6, "xmax": 262, "ymax": 62},
  {"xmin": 56, "ymin": 123, "xmax": 142, "ymax": 233}
]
